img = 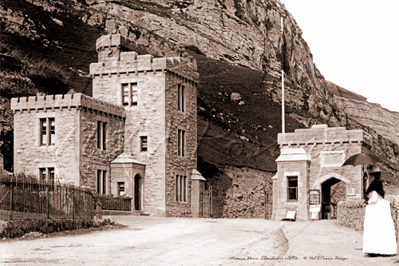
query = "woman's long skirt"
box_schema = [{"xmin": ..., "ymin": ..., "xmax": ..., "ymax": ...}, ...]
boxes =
[{"xmin": 363, "ymin": 199, "xmax": 397, "ymax": 255}]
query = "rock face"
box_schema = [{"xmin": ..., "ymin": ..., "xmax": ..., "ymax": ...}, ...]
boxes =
[
  {"xmin": 1, "ymin": 0, "xmax": 398, "ymax": 177},
  {"xmin": 222, "ymin": 167, "xmax": 273, "ymax": 219},
  {"xmin": 336, "ymin": 96, "xmax": 399, "ymax": 145}
]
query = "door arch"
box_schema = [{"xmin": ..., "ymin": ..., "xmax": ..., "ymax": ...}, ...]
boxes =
[{"xmin": 320, "ymin": 177, "xmax": 347, "ymax": 219}]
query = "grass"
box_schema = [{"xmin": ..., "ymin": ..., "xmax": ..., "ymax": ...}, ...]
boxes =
[{"xmin": 1, "ymin": 48, "xmax": 70, "ymax": 98}]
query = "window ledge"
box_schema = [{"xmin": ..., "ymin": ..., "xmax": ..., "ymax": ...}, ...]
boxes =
[
  {"xmin": 39, "ymin": 145, "xmax": 56, "ymax": 149},
  {"xmin": 285, "ymin": 201, "xmax": 299, "ymax": 206}
]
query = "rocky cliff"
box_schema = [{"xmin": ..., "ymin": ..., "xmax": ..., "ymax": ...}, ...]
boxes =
[{"xmin": 1, "ymin": 0, "xmax": 398, "ymax": 182}]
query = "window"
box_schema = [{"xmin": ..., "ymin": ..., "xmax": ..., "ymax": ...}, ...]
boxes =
[
  {"xmin": 39, "ymin": 167, "xmax": 55, "ymax": 185},
  {"xmin": 178, "ymin": 84, "xmax": 185, "ymax": 112},
  {"xmin": 40, "ymin": 118, "xmax": 55, "ymax": 146},
  {"xmin": 97, "ymin": 170, "xmax": 107, "ymax": 195},
  {"xmin": 122, "ymin": 83, "xmax": 138, "ymax": 106},
  {"xmin": 178, "ymin": 129, "xmax": 185, "ymax": 156},
  {"xmin": 97, "ymin": 121, "xmax": 107, "ymax": 150},
  {"xmin": 176, "ymin": 175, "xmax": 187, "ymax": 202},
  {"xmin": 287, "ymin": 176, "xmax": 298, "ymax": 201},
  {"xmin": 140, "ymin": 136, "xmax": 148, "ymax": 152},
  {"xmin": 118, "ymin": 182, "xmax": 125, "ymax": 196}
]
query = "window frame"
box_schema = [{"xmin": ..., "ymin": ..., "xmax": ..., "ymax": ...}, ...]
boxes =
[
  {"xmin": 175, "ymin": 175, "xmax": 187, "ymax": 203},
  {"xmin": 97, "ymin": 170, "xmax": 108, "ymax": 195},
  {"xmin": 287, "ymin": 176, "xmax": 298, "ymax": 202},
  {"xmin": 140, "ymin": 136, "xmax": 148, "ymax": 152},
  {"xmin": 39, "ymin": 167, "xmax": 55, "ymax": 187},
  {"xmin": 118, "ymin": 182, "xmax": 125, "ymax": 196},
  {"xmin": 97, "ymin": 121, "xmax": 107, "ymax": 150},
  {"xmin": 122, "ymin": 82, "xmax": 138, "ymax": 107},
  {"xmin": 40, "ymin": 117, "xmax": 55, "ymax": 146},
  {"xmin": 178, "ymin": 84, "xmax": 185, "ymax": 112},
  {"xmin": 177, "ymin": 129, "xmax": 185, "ymax": 157}
]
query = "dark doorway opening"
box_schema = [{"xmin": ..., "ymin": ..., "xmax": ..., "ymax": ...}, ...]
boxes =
[
  {"xmin": 321, "ymin": 178, "xmax": 346, "ymax": 219},
  {"xmin": 134, "ymin": 174, "xmax": 141, "ymax": 211}
]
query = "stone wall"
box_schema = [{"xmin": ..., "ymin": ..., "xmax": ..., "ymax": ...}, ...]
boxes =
[
  {"xmin": 12, "ymin": 107, "xmax": 81, "ymax": 184},
  {"xmin": 337, "ymin": 195, "xmax": 399, "ymax": 242},
  {"xmin": 11, "ymin": 93, "xmax": 125, "ymax": 188},
  {"xmin": 90, "ymin": 36, "xmax": 199, "ymax": 216},
  {"xmin": 336, "ymin": 200, "xmax": 366, "ymax": 231},
  {"xmin": 80, "ymin": 108, "xmax": 125, "ymax": 190},
  {"xmin": 165, "ymin": 71, "xmax": 198, "ymax": 217}
]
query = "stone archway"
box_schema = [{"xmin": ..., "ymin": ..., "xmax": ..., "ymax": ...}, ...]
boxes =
[{"xmin": 318, "ymin": 173, "xmax": 348, "ymax": 219}]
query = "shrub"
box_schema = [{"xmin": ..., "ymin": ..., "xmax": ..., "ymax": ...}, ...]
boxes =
[{"xmin": 0, "ymin": 218, "xmax": 96, "ymax": 239}]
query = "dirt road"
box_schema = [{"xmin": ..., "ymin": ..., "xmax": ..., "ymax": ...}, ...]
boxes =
[{"xmin": 1, "ymin": 216, "xmax": 398, "ymax": 265}]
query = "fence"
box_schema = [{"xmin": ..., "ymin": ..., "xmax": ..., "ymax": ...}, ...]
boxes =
[
  {"xmin": 0, "ymin": 174, "xmax": 94, "ymax": 221},
  {"xmin": 99, "ymin": 195, "xmax": 132, "ymax": 212}
]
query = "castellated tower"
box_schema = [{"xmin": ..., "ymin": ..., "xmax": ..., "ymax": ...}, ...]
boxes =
[{"xmin": 90, "ymin": 34, "xmax": 199, "ymax": 217}]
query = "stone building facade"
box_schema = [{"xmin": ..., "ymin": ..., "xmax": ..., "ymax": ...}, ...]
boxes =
[
  {"xmin": 11, "ymin": 94, "xmax": 125, "ymax": 188},
  {"xmin": 272, "ymin": 124, "xmax": 373, "ymax": 221},
  {"xmin": 11, "ymin": 34, "xmax": 201, "ymax": 217}
]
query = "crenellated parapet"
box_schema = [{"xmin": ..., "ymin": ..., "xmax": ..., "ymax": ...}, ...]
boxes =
[
  {"xmin": 90, "ymin": 52, "xmax": 199, "ymax": 83},
  {"xmin": 11, "ymin": 93, "xmax": 125, "ymax": 118},
  {"xmin": 96, "ymin": 34, "xmax": 128, "ymax": 53},
  {"xmin": 278, "ymin": 124, "xmax": 372, "ymax": 147},
  {"xmin": 91, "ymin": 34, "xmax": 199, "ymax": 84}
]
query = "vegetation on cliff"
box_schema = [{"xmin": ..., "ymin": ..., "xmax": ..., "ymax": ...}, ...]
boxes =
[{"xmin": 1, "ymin": 0, "xmax": 398, "ymax": 185}]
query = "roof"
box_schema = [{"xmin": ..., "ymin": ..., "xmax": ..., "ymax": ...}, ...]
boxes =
[{"xmin": 111, "ymin": 153, "xmax": 146, "ymax": 165}]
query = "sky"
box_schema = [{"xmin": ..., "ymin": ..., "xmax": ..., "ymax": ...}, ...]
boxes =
[{"xmin": 282, "ymin": 0, "xmax": 399, "ymax": 113}]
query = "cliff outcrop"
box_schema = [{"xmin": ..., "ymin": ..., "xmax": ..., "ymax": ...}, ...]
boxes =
[{"xmin": 1, "ymin": 0, "xmax": 398, "ymax": 180}]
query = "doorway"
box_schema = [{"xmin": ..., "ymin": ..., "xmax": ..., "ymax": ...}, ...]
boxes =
[
  {"xmin": 321, "ymin": 177, "xmax": 346, "ymax": 219},
  {"xmin": 134, "ymin": 174, "xmax": 141, "ymax": 211}
]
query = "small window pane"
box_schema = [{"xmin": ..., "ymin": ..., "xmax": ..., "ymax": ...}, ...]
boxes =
[
  {"xmin": 140, "ymin": 136, "xmax": 148, "ymax": 152},
  {"xmin": 132, "ymin": 94, "xmax": 138, "ymax": 104},
  {"xmin": 288, "ymin": 188, "xmax": 297, "ymax": 200},
  {"xmin": 181, "ymin": 130, "xmax": 185, "ymax": 157},
  {"xmin": 49, "ymin": 168, "xmax": 55, "ymax": 185},
  {"xmin": 180, "ymin": 176, "xmax": 182, "ymax": 202},
  {"xmin": 40, "ymin": 119, "xmax": 47, "ymax": 145},
  {"xmin": 103, "ymin": 171, "xmax": 107, "ymax": 194},
  {"xmin": 181, "ymin": 85, "xmax": 185, "ymax": 112},
  {"xmin": 102, "ymin": 122, "xmax": 107, "ymax": 150},
  {"xmin": 288, "ymin": 178, "xmax": 297, "ymax": 187},
  {"xmin": 97, "ymin": 170, "xmax": 101, "ymax": 194},
  {"xmin": 183, "ymin": 176, "xmax": 187, "ymax": 202},
  {"xmin": 176, "ymin": 176, "xmax": 179, "ymax": 201},
  {"xmin": 40, "ymin": 168, "xmax": 46, "ymax": 182},
  {"xmin": 118, "ymin": 182, "xmax": 125, "ymax": 196}
]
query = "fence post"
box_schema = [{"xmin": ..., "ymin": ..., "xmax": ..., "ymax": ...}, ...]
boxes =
[
  {"xmin": 10, "ymin": 186, "xmax": 13, "ymax": 220},
  {"xmin": 96, "ymin": 197, "xmax": 102, "ymax": 220},
  {"xmin": 72, "ymin": 188, "xmax": 75, "ymax": 220},
  {"xmin": 47, "ymin": 183, "xmax": 50, "ymax": 219}
]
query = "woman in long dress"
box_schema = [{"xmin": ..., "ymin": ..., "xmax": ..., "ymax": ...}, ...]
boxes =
[{"xmin": 363, "ymin": 166, "xmax": 397, "ymax": 256}]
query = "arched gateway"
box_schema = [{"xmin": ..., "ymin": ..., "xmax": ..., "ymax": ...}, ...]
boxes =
[{"xmin": 272, "ymin": 124, "xmax": 372, "ymax": 221}]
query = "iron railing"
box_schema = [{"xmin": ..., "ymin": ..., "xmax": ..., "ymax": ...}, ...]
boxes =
[
  {"xmin": 0, "ymin": 174, "xmax": 94, "ymax": 221},
  {"xmin": 99, "ymin": 195, "xmax": 132, "ymax": 212}
]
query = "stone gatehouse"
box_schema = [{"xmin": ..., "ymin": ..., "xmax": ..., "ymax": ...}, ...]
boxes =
[
  {"xmin": 11, "ymin": 34, "xmax": 202, "ymax": 217},
  {"xmin": 272, "ymin": 124, "xmax": 373, "ymax": 221}
]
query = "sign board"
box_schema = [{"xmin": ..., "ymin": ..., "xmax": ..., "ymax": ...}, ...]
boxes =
[
  {"xmin": 309, "ymin": 205, "xmax": 321, "ymax": 212},
  {"xmin": 309, "ymin": 189, "xmax": 320, "ymax": 205},
  {"xmin": 283, "ymin": 211, "xmax": 296, "ymax": 221},
  {"xmin": 311, "ymin": 211, "xmax": 319, "ymax": 219}
]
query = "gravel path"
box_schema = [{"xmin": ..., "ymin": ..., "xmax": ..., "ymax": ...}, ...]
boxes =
[{"xmin": 1, "ymin": 217, "xmax": 398, "ymax": 265}]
